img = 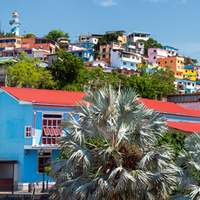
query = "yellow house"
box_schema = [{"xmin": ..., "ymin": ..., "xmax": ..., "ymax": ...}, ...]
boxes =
[
  {"xmin": 183, "ymin": 66, "xmax": 196, "ymax": 81},
  {"xmin": 0, "ymin": 36, "xmax": 22, "ymax": 56}
]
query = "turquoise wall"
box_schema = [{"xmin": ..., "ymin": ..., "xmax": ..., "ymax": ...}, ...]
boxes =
[{"xmin": 0, "ymin": 91, "xmax": 33, "ymax": 183}]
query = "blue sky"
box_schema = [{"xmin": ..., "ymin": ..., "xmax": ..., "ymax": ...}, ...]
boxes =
[{"xmin": 0, "ymin": 0, "xmax": 199, "ymax": 62}]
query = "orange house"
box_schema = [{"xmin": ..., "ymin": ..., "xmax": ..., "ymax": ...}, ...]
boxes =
[
  {"xmin": 22, "ymin": 38, "xmax": 56, "ymax": 53},
  {"xmin": 157, "ymin": 56, "xmax": 185, "ymax": 79}
]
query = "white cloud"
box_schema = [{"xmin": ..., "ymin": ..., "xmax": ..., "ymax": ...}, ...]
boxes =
[
  {"xmin": 182, "ymin": 0, "xmax": 186, "ymax": 3},
  {"xmin": 94, "ymin": 0, "xmax": 117, "ymax": 7}
]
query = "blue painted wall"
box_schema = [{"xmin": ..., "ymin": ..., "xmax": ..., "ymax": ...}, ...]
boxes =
[
  {"xmin": 23, "ymin": 150, "xmax": 60, "ymax": 183},
  {"xmin": 121, "ymin": 61, "xmax": 137, "ymax": 70},
  {"xmin": 68, "ymin": 49, "xmax": 94, "ymax": 62},
  {"xmin": 0, "ymin": 91, "xmax": 33, "ymax": 183}
]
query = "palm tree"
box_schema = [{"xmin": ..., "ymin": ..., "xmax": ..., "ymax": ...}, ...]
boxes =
[
  {"xmin": 49, "ymin": 87, "xmax": 179, "ymax": 200},
  {"xmin": 176, "ymin": 132, "xmax": 200, "ymax": 200}
]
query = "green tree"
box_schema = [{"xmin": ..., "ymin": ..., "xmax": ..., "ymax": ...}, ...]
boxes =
[
  {"xmin": 148, "ymin": 66, "xmax": 176, "ymax": 98},
  {"xmin": 185, "ymin": 57, "xmax": 193, "ymax": 65},
  {"xmin": 23, "ymin": 33, "xmax": 36, "ymax": 38},
  {"xmin": 4, "ymin": 51, "xmax": 55, "ymax": 89},
  {"xmin": 45, "ymin": 29, "xmax": 69, "ymax": 42},
  {"xmin": 192, "ymin": 59, "xmax": 198, "ymax": 64},
  {"xmin": 49, "ymin": 87, "xmax": 179, "ymax": 200},
  {"xmin": 51, "ymin": 50, "xmax": 89, "ymax": 91},
  {"xmin": 176, "ymin": 133, "xmax": 200, "ymax": 199},
  {"xmin": 133, "ymin": 75, "xmax": 158, "ymax": 99},
  {"xmin": 157, "ymin": 131, "xmax": 186, "ymax": 159},
  {"xmin": 137, "ymin": 38, "xmax": 163, "ymax": 56}
]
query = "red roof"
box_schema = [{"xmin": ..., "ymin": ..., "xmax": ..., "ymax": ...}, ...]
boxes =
[
  {"xmin": 167, "ymin": 121, "xmax": 200, "ymax": 133},
  {"xmin": 1, "ymin": 87, "xmax": 85, "ymax": 106},
  {"xmin": 141, "ymin": 98, "xmax": 200, "ymax": 117},
  {"xmin": 1, "ymin": 87, "xmax": 200, "ymax": 117}
]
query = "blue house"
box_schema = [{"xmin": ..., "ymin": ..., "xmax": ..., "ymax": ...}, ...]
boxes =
[
  {"xmin": 68, "ymin": 49, "xmax": 94, "ymax": 62},
  {"xmin": 0, "ymin": 87, "xmax": 85, "ymax": 190},
  {"xmin": 1, "ymin": 87, "xmax": 200, "ymax": 191}
]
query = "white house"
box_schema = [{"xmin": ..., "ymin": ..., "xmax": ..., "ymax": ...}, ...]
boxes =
[{"xmin": 110, "ymin": 49, "xmax": 141, "ymax": 71}]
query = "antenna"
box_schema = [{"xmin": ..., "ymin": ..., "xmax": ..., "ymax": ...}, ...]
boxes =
[{"xmin": 24, "ymin": 31, "xmax": 26, "ymax": 36}]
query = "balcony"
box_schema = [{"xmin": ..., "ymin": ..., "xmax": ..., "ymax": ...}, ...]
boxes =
[{"xmin": 121, "ymin": 56, "xmax": 141, "ymax": 63}]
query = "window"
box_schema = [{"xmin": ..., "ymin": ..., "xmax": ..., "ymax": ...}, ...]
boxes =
[
  {"xmin": 192, "ymin": 70, "xmax": 194, "ymax": 73},
  {"xmin": 17, "ymin": 40, "xmax": 21, "ymax": 44},
  {"xmin": 178, "ymin": 61, "xmax": 179, "ymax": 63},
  {"xmin": 171, "ymin": 60, "xmax": 173, "ymax": 63},
  {"xmin": 154, "ymin": 57, "xmax": 156, "ymax": 59},
  {"xmin": 123, "ymin": 62, "xmax": 126, "ymax": 65},
  {"xmin": 176, "ymin": 73, "xmax": 178, "ymax": 75},
  {"xmin": 42, "ymin": 114, "xmax": 63, "ymax": 145},
  {"xmin": 25, "ymin": 126, "xmax": 31, "ymax": 138},
  {"xmin": 186, "ymin": 70, "xmax": 187, "ymax": 73},
  {"xmin": 154, "ymin": 50, "xmax": 156, "ymax": 53},
  {"xmin": 78, "ymin": 52, "xmax": 82, "ymax": 57},
  {"xmin": 38, "ymin": 151, "xmax": 52, "ymax": 173},
  {"xmin": 103, "ymin": 55, "xmax": 106, "ymax": 58},
  {"xmin": 158, "ymin": 62, "xmax": 160, "ymax": 64},
  {"xmin": 165, "ymin": 61, "xmax": 167, "ymax": 64},
  {"xmin": 181, "ymin": 66, "xmax": 184, "ymax": 69},
  {"xmin": 25, "ymin": 50, "xmax": 32, "ymax": 54},
  {"xmin": 178, "ymin": 66, "xmax": 180, "ymax": 69},
  {"xmin": 188, "ymin": 82, "xmax": 191, "ymax": 85},
  {"xmin": 131, "ymin": 63, "xmax": 134, "ymax": 66},
  {"xmin": 102, "ymin": 48, "xmax": 106, "ymax": 53},
  {"xmin": 192, "ymin": 83, "xmax": 194, "ymax": 86}
]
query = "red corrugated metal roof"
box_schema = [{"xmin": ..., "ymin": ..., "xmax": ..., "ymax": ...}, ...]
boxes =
[
  {"xmin": 1, "ymin": 87, "xmax": 85, "ymax": 106},
  {"xmin": 141, "ymin": 98, "xmax": 200, "ymax": 116},
  {"xmin": 167, "ymin": 121, "xmax": 200, "ymax": 133},
  {"xmin": 1, "ymin": 87, "xmax": 200, "ymax": 117}
]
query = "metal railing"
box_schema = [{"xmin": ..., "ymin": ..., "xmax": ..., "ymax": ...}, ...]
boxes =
[{"xmin": 0, "ymin": 180, "xmax": 49, "ymax": 194}]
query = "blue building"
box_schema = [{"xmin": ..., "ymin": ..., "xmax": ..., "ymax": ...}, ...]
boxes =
[
  {"xmin": 0, "ymin": 87, "xmax": 85, "ymax": 190},
  {"xmin": 176, "ymin": 78, "xmax": 196, "ymax": 94},
  {"xmin": 1, "ymin": 87, "xmax": 200, "ymax": 191},
  {"xmin": 68, "ymin": 49, "xmax": 94, "ymax": 62}
]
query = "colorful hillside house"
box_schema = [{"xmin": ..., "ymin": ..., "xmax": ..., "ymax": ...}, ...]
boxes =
[
  {"xmin": 0, "ymin": 87, "xmax": 84, "ymax": 190},
  {"xmin": 183, "ymin": 65, "xmax": 196, "ymax": 81}
]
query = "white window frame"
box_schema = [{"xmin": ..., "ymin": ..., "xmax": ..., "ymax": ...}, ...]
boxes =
[
  {"xmin": 25, "ymin": 126, "xmax": 32, "ymax": 138},
  {"xmin": 41, "ymin": 113, "xmax": 63, "ymax": 146}
]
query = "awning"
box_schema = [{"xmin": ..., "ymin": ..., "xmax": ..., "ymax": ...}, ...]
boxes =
[{"xmin": 167, "ymin": 121, "xmax": 200, "ymax": 133}]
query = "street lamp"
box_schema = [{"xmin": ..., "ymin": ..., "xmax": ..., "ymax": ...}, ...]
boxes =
[{"xmin": 39, "ymin": 148, "xmax": 45, "ymax": 193}]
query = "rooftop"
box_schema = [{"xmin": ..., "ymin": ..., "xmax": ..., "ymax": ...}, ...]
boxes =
[{"xmin": 0, "ymin": 87, "xmax": 85, "ymax": 106}]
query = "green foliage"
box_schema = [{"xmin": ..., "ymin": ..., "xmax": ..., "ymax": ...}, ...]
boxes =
[
  {"xmin": 45, "ymin": 29, "xmax": 69, "ymax": 42},
  {"xmin": 133, "ymin": 75, "xmax": 158, "ymax": 99},
  {"xmin": 185, "ymin": 57, "xmax": 193, "ymax": 65},
  {"xmin": 49, "ymin": 88, "xmax": 178, "ymax": 200},
  {"xmin": 51, "ymin": 50, "xmax": 89, "ymax": 91},
  {"xmin": 23, "ymin": 33, "xmax": 36, "ymax": 38},
  {"xmin": 137, "ymin": 37, "xmax": 163, "ymax": 56},
  {"xmin": 3, "ymin": 51, "xmax": 55, "ymax": 89},
  {"xmin": 0, "ymin": 32, "xmax": 16, "ymax": 37},
  {"xmin": 157, "ymin": 131, "xmax": 187, "ymax": 159},
  {"xmin": 93, "ymin": 33, "xmax": 118, "ymax": 53},
  {"xmin": 192, "ymin": 59, "xmax": 198, "ymax": 64},
  {"xmin": 148, "ymin": 66, "xmax": 176, "ymax": 97}
]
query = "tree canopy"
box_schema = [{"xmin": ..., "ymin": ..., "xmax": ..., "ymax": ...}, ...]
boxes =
[
  {"xmin": 51, "ymin": 50, "xmax": 88, "ymax": 91},
  {"xmin": 3, "ymin": 51, "xmax": 54, "ymax": 89},
  {"xmin": 23, "ymin": 33, "xmax": 36, "ymax": 38},
  {"xmin": 137, "ymin": 37, "xmax": 163, "ymax": 56},
  {"xmin": 49, "ymin": 87, "xmax": 179, "ymax": 200},
  {"xmin": 45, "ymin": 29, "xmax": 69, "ymax": 42}
]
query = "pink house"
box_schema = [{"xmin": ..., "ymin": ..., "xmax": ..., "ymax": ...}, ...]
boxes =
[
  {"xmin": 194, "ymin": 65, "xmax": 200, "ymax": 80},
  {"xmin": 148, "ymin": 48, "xmax": 177, "ymax": 64},
  {"xmin": 148, "ymin": 48, "xmax": 167, "ymax": 64}
]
